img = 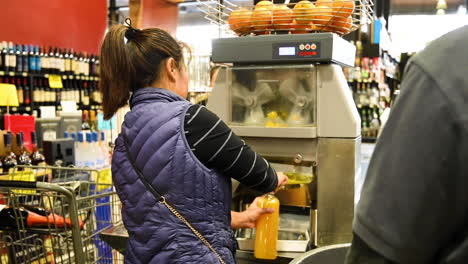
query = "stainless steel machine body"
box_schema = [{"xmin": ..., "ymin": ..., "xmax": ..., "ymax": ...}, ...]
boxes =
[{"xmin": 207, "ymin": 33, "xmax": 361, "ymax": 254}]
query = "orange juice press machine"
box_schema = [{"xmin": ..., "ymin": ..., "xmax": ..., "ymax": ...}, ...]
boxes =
[{"xmin": 206, "ymin": 33, "xmax": 361, "ymax": 256}]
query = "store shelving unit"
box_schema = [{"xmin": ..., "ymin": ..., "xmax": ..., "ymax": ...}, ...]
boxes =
[{"xmin": 0, "ymin": 70, "xmax": 101, "ymax": 115}]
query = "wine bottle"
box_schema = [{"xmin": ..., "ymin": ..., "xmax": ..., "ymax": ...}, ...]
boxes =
[
  {"xmin": 82, "ymin": 110, "xmax": 91, "ymax": 130},
  {"xmin": 41, "ymin": 78, "xmax": 47, "ymax": 105},
  {"xmin": 16, "ymin": 77, "xmax": 24, "ymax": 106},
  {"xmin": 22, "ymin": 45, "xmax": 28, "ymax": 73},
  {"xmin": 30, "ymin": 132, "xmax": 46, "ymax": 166},
  {"xmin": 0, "ymin": 42, "xmax": 4, "ymax": 72},
  {"xmin": 42, "ymin": 77, "xmax": 48, "ymax": 104},
  {"xmin": 49, "ymin": 79, "xmax": 55, "ymax": 104},
  {"xmin": 47, "ymin": 78, "xmax": 53, "ymax": 105},
  {"xmin": 43, "ymin": 78, "xmax": 49, "ymax": 104},
  {"xmin": 16, "ymin": 44, "xmax": 23, "ymax": 72},
  {"xmin": 64, "ymin": 49, "xmax": 70, "ymax": 75},
  {"xmin": 89, "ymin": 55, "xmax": 95, "ymax": 76},
  {"xmin": 55, "ymin": 48, "xmax": 60, "ymax": 74},
  {"xmin": 23, "ymin": 77, "xmax": 31, "ymax": 106},
  {"xmin": 36, "ymin": 78, "xmax": 43, "ymax": 105},
  {"xmin": 79, "ymin": 53, "xmax": 84, "ymax": 75},
  {"xmin": 95, "ymin": 56, "xmax": 100, "ymax": 76},
  {"xmin": 1, "ymin": 41, "xmax": 7, "ymax": 72},
  {"xmin": 74, "ymin": 79, "xmax": 80, "ymax": 102},
  {"xmin": 84, "ymin": 53, "xmax": 90, "ymax": 76},
  {"xmin": 41, "ymin": 47, "xmax": 49, "ymax": 74},
  {"xmin": 55, "ymin": 80, "xmax": 61, "ymax": 106},
  {"xmin": 8, "ymin": 42, "xmax": 16, "ymax": 72},
  {"xmin": 16, "ymin": 132, "xmax": 32, "ymax": 166},
  {"xmin": 0, "ymin": 205, "xmax": 84, "ymax": 229},
  {"xmin": 2, "ymin": 132, "xmax": 18, "ymax": 174},
  {"xmin": 33, "ymin": 78, "xmax": 40, "ymax": 105},
  {"xmin": 70, "ymin": 50, "xmax": 76, "ymax": 75},
  {"xmin": 83, "ymin": 81, "xmax": 90, "ymax": 106},
  {"xmin": 62, "ymin": 79, "xmax": 68, "ymax": 101},
  {"xmin": 35, "ymin": 46, "xmax": 41, "ymax": 73},
  {"xmin": 58, "ymin": 48, "xmax": 64, "ymax": 74},
  {"xmin": 68, "ymin": 79, "xmax": 74, "ymax": 101},
  {"xmin": 29, "ymin": 44, "xmax": 35, "ymax": 73},
  {"xmin": 48, "ymin": 47, "xmax": 55, "ymax": 74}
]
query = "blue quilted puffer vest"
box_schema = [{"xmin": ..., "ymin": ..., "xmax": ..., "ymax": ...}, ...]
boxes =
[{"xmin": 112, "ymin": 88, "xmax": 236, "ymax": 263}]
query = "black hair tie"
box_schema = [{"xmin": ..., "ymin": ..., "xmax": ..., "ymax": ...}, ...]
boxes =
[{"xmin": 124, "ymin": 18, "xmax": 141, "ymax": 41}]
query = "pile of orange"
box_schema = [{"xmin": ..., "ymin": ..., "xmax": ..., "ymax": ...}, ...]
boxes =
[{"xmin": 227, "ymin": 0, "xmax": 355, "ymax": 36}]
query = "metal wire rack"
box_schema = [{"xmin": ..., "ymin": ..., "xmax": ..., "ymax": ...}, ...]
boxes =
[
  {"xmin": 0, "ymin": 165, "xmax": 123, "ymax": 264},
  {"xmin": 197, "ymin": 0, "xmax": 374, "ymax": 36}
]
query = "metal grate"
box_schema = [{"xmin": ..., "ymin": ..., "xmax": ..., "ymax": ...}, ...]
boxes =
[{"xmin": 196, "ymin": 0, "xmax": 374, "ymax": 36}]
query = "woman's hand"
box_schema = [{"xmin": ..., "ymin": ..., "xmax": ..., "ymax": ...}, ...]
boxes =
[
  {"xmin": 231, "ymin": 197, "xmax": 274, "ymax": 229},
  {"xmin": 275, "ymin": 172, "xmax": 288, "ymax": 192}
]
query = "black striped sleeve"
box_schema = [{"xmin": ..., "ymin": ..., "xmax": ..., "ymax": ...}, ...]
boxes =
[{"xmin": 184, "ymin": 104, "xmax": 278, "ymax": 193}]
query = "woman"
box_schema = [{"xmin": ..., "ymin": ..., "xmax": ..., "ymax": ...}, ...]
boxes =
[{"xmin": 100, "ymin": 19, "xmax": 288, "ymax": 264}]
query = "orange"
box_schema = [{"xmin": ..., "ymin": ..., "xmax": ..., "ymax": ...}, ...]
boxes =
[
  {"xmin": 315, "ymin": 0, "xmax": 334, "ymax": 7},
  {"xmin": 293, "ymin": 0, "xmax": 315, "ymax": 24},
  {"xmin": 332, "ymin": 0, "xmax": 355, "ymax": 18},
  {"xmin": 228, "ymin": 8, "xmax": 253, "ymax": 35},
  {"xmin": 272, "ymin": 5, "xmax": 293, "ymax": 30},
  {"xmin": 290, "ymin": 19, "xmax": 312, "ymax": 34},
  {"xmin": 251, "ymin": 7, "xmax": 273, "ymax": 33},
  {"xmin": 333, "ymin": 15, "xmax": 352, "ymax": 35},
  {"xmin": 312, "ymin": 5, "xmax": 333, "ymax": 27},
  {"xmin": 255, "ymin": 0, "xmax": 273, "ymax": 10}
]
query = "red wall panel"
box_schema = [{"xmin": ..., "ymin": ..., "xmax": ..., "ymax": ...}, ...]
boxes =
[
  {"xmin": 141, "ymin": 0, "xmax": 178, "ymax": 35},
  {"xmin": 0, "ymin": 0, "xmax": 107, "ymax": 54}
]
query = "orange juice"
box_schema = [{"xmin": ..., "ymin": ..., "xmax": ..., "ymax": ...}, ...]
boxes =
[{"xmin": 254, "ymin": 193, "xmax": 280, "ymax": 259}]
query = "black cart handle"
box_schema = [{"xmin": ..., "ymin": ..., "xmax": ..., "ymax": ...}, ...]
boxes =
[{"xmin": 0, "ymin": 180, "xmax": 37, "ymax": 189}]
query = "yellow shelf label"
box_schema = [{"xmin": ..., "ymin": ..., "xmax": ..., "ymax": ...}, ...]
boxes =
[
  {"xmin": 0, "ymin": 168, "xmax": 36, "ymax": 194},
  {"xmin": 48, "ymin": 74, "xmax": 63, "ymax": 89},
  {"xmin": 0, "ymin": 71, "xmax": 4, "ymax": 76},
  {"xmin": 97, "ymin": 168, "xmax": 112, "ymax": 191},
  {"xmin": 22, "ymin": 72, "xmax": 28, "ymax": 77}
]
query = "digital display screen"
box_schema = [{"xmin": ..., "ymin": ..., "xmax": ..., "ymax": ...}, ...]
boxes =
[{"xmin": 279, "ymin": 47, "xmax": 296, "ymax": 56}]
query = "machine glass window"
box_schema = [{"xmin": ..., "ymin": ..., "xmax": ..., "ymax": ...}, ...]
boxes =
[{"xmin": 230, "ymin": 65, "xmax": 316, "ymax": 128}]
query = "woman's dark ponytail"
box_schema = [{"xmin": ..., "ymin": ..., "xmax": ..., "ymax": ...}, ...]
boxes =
[{"xmin": 99, "ymin": 20, "xmax": 185, "ymax": 120}]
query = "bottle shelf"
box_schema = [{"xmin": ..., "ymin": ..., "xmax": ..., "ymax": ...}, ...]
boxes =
[{"xmin": 0, "ymin": 71, "xmax": 99, "ymax": 81}]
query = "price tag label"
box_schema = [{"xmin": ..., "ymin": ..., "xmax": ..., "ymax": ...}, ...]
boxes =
[
  {"xmin": 48, "ymin": 74, "xmax": 63, "ymax": 89},
  {"xmin": 62, "ymin": 75, "xmax": 68, "ymax": 80},
  {"xmin": 0, "ymin": 71, "xmax": 4, "ymax": 76},
  {"xmin": 22, "ymin": 72, "xmax": 28, "ymax": 77},
  {"xmin": 8, "ymin": 72, "xmax": 15, "ymax": 76}
]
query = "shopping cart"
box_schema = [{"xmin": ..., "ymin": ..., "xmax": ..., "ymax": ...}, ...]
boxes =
[{"xmin": 0, "ymin": 165, "xmax": 123, "ymax": 264}]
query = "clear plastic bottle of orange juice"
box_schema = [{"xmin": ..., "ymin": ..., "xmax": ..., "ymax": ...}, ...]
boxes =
[{"xmin": 254, "ymin": 193, "xmax": 280, "ymax": 260}]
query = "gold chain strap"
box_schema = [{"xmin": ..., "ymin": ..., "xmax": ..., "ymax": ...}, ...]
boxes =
[{"xmin": 159, "ymin": 197, "xmax": 226, "ymax": 264}]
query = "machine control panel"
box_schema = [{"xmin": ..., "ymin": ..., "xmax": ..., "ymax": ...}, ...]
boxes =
[
  {"xmin": 212, "ymin": 33, "xmax": 356, "ymax": 67},
  {"xmin": 273, "ymin": 41, "xmax": 322, "ymax": 60}
]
